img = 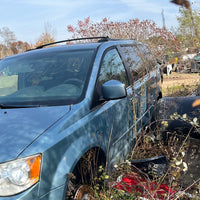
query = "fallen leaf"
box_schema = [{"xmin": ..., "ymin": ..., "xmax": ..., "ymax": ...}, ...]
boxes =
[{"xmin": 192, "ymin": 99, "xmax": 200, "ymax": 107}]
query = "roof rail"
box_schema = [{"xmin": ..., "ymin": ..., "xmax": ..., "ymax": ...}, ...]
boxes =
[{"xmin": 35, "ymin": 36, "xmax": 110, "ymax": 49}]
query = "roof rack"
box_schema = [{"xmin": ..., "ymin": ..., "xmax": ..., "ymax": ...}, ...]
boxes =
[{"xmin": 35, "ymin": 36, "xmax": 110, "ymax": 49}]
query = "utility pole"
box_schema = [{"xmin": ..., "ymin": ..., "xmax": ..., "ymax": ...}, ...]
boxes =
[{"xmin": 161, "ymin": 9, "xmax": 166, "ymax": 30}]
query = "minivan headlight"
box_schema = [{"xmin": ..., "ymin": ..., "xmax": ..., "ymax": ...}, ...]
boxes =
[{"xmin": 0, "ymin": 154, "xmax": 41, "ymax": 196}]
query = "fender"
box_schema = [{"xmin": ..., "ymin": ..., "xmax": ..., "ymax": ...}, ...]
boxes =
[{"xmin": 20, "ymin": 107, "xmax": 108, "ymax": 198}]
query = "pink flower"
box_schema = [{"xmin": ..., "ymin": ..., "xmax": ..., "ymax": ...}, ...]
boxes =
[{"xmin": 67, "ymin": 25, "xmax": 74, "ymax": 33}]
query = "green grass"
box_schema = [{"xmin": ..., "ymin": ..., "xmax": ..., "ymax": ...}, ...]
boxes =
[{"xmin": 162, "ymin": 84, "xmax": 199, "ymax": 97}]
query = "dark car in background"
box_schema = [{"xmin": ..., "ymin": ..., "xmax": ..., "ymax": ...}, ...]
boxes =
[
  {"xmin": 191, "ymin": 53, "xmax": 200, "ymax": 73},
  {"xmin": 0, "ymin": 37, "xmax": 162, "ymax": 199}
]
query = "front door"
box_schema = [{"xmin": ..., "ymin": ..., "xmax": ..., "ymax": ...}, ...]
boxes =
[{"xmin": 97, "ymin": 48, "xmax": 132, "ymax": 166}]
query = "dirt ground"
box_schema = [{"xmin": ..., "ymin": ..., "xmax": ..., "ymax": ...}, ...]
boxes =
[
  {"xmin": 162, "ymin": 72, "xmax": 200, "ymax": 97},
  {"xmin": 162, "ymin": 72, "xmax": 200, "ymax": 88}
]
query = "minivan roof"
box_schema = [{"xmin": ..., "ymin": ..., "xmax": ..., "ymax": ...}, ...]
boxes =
[
  {"xmin": 1, "ymin": 37, "xmax": 142, "ymax": 61},
  {"xmin": 1, "ymin": 42, "xmax": 101, "ymax": 61}
]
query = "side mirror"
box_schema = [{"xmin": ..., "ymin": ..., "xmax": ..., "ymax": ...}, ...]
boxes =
[{"xmin": 102, "ymin": 80, "xmax": 127, "ymax": 100}]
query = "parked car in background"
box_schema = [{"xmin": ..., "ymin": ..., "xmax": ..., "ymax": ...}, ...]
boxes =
[
  {"xmin": 191, "ymin": 53, "xmax": 200, "ymax": 73},
  {"xmin": 0, "ymin": 37, "xmax": 162, "ymax": 200}
]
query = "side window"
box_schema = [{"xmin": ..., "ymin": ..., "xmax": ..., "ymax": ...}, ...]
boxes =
[
  {"xmin": 119, "ymin": 45, "xmax": 147, "ymax": 81},
  {"xmin": 99, "ymin": 49, "xmax": 129, "ymax": 87}
]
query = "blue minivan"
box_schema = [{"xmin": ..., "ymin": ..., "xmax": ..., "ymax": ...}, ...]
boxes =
[{"xmin": 0, "ymin": 37, "xmax": 162, "ymax": 199}]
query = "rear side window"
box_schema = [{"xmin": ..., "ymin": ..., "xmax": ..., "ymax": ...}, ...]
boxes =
[
  {"xmin": 119, "ymin": 44, "xmax": 156, "ymax": 81},
  {"xmin": 119, "ymin": 45, "xmax": 147, "ymax": 80}
]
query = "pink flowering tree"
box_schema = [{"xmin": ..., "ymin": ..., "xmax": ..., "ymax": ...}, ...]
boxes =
[{"xmin": 67, "ymin": 17, "xmax": 180, "ymax": 59}]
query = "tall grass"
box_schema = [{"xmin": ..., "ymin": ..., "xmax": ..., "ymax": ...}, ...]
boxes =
[
  {"xmin": 91, "ymin": 75, "xmax": 200, "ymax": 199},
  {"xmin": 92, "ymin": 121, "xmax": 200, "ymax": 200}
]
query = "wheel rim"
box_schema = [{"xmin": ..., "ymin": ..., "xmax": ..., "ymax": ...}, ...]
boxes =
[{"xmin": 74, "ymin": 185, "xmax": 93, "ymax": 200}]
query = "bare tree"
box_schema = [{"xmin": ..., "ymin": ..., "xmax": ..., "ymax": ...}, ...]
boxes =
[
  {"xmin": 0, "ymin": 27, "xmax": 16, "ymax": 58},
  {"xmin": 35, "ymin": 22, "xmax": 56, "ymax": 47}
]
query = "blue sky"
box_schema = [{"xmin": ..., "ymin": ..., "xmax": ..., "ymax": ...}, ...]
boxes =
[{"xmin": 0, "ymin": 0, "xmax": 189, "ymax": 44}]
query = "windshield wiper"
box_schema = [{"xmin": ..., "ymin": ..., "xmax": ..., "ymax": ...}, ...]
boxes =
[{"xmin": 0, "ymin": 104, "xmax": 41, "ymax": 109}]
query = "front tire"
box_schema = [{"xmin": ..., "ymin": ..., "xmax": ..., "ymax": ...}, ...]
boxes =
[
  {"xmin": 74, "ymin": 185, "xmax": 93, "ymax": 200},
  {"xmin": 66, "ymin": 148, "xmax": 106, "ymax": 200}
]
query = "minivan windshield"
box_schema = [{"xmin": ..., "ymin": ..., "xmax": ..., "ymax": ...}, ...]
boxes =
[{"xmin": 0, "ymin": 48, "xmax": 95, "ymax": 107}]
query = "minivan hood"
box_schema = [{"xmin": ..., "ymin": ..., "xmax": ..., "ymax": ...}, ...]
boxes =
[{"xmin": 0, "ymin": 106, "xmax": 70, "ymax": 163}]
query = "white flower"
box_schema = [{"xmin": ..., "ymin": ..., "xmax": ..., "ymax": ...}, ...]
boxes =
[
  {"xmin": 181, "ymin": 151, "xmax": 185, "ymax": 157},
  {"xmin": 126, "ymin": 160, "xmax": 131, "ymax": 166},
  {"xmin": 183, "ymin": 114, "xmax": 187, "ymax": 120},
  {"xmin": 182, "ymin": 114, "xmax": 187, "ymax": 119},
  {"xmin": 175, "ymin": 159, "xmax": 182, "ymax": 166},
  {"xmin": 183, "ymin": 162, "xmax": 188, "ymax": 172},
  {"xmin": 193, "ymin": 117, "xmax": 198, "ymax": 123}
]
